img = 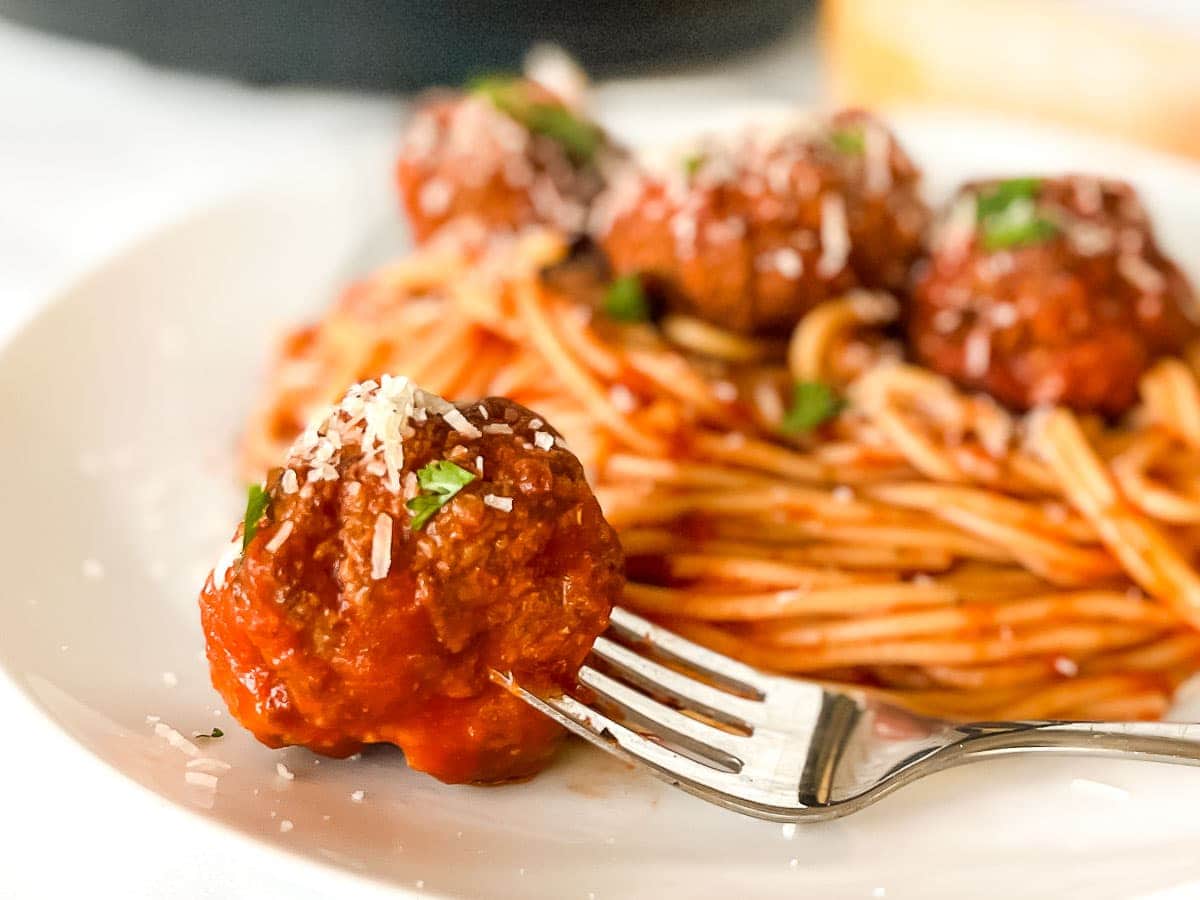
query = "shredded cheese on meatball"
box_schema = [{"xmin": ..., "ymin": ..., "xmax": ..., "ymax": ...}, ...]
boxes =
[
  {"xmin": 817, "ymin": 194, "xmax": 850, "ymax": 278},
  {"xmin": 483, "ymin": 494, "xmax": 513, "ymax": 512},
  {"xmin": 371, "ymin": 513, "xmax": 393, "ymax": 580},
  {"xmin": 285, "ymin": 375, "xmax": 459, "ymax": 496}
]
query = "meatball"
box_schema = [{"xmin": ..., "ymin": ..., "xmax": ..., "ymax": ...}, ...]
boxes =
[
  {"xmin": 200, "ymin": 377, "xmax": 623, "ymax": 784},
  {"xmin": 910, "ymin": 176, "xmax": 1200, "ymax": 415},
  {"xmin": 593, "ymin": 110, "xmax": 929, "ymax": 335},
  {"xmin": 396, "ymin": 77, "xmax": 618, "ymax": 243}
]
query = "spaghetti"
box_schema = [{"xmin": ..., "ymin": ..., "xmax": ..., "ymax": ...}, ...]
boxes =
[{"xmin": 243, "ymin": 226, "xmax": 1200, "ymax": 722}]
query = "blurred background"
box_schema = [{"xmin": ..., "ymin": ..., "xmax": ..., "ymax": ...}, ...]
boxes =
[
  {"xmin": 7, "ymin": 0, "xmax": 1200, "ymax": 336},
  {"xmin": 5, "ymin": 0, "xmax": 1200, "ymax": 334}
]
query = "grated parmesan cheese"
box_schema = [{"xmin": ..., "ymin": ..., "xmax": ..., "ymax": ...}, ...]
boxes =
[
  {"xmin": 862, "ymin": 122, "xmax": 892, "ymax": 195},
  {"xmin": 442, "ymin": 408, "xmax": 482, "ymax": 439},
  {"xmin": 276, "ymin": 762, "xmax": 295, "ymax": 781},
  {"xmin": 483, "ymin": 423, "xmax": 513, "ymax": 435},
  {"xmin": 963, "ymin": 330, "xmax": 991, "ymax": 379},
  {"xmin": 773, "ymin": 247, "xmax": 804, "ymax": 280},
  {"xmin": 281, "ymin": 469, "xmax": 299, "ymax": 494},
  {"xmin": 533, "ymin": 431, "xmax": 555, "ymax": 451},
  {"xmin": 483, "ymin": 494, "xmax": 513, "ymax": 512},
  {"xmin": 185, "ymin": 771, "xmax": 219, "ymax": 790},
  {"xmin": 187, "ymin": 758, "xmax": 232, "ymax": 774},
  {"xmin": 418, "ymin": 179, "xmax": 451, "ymax": 216},
  {"xmin": 816, "ymin": 194, "xmax": 850, "ymax": 278},
  {"xmin": 932, "ymin": 308, "xmax": 962, "ymax": 335},
  {"xmin": 154, "ymin": 722, "xmax": 201, "ymax": 758},
  {"xmin": 211, "ymin": 540, "xmax": 241, "ymax": 590},
  {"xmin": 1069, "ymin": 221, "xmax": 1113, "ymax": 256},
  {"xmin": 1118, "ymin": 254, "xmax": 1166, "ymax": 295},
  {"xmin": 266, "ymin": 520, "xmax": 294, "ymax": 553},
  {"xmin": 937, "ymin": 193, "xmax": 977, "ymax": 261},
  {"xmin": 989, "ymin": 303, "xmax": 1018, "ymax": 328},
  {"xmin": 713, "ymin": 381, "xmax": 738, "ymax": 403},
  {"xmin": 371, "ymin": 513, "xmax": 393, "ymax": 580}
]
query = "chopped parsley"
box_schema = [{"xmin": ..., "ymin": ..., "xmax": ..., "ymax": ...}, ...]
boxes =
[
  {"xmin": 194, "ymin": 727, "xmax": 224, "ymax": 740},
  {"xmin": 470, "ymin": 75, "xmax": 601, "ymax": 165},
  {"xmin": 407, "ymin": 460, "xmax": 477, "ymax": 530},
  {"xmin": 829, "ymin": 126, "xmax": 865, "ymax": 155},
  {"xmin": 975, "ymin": 178, "xmax": 1059, "ymax": 251},
  {"xmin": 975, "ymin": 178, "xmax": 1041, "ymax": 218},
  {"xmin": 604, "ymin": 274, "xmax": 650, "ymax": 322},
  {"xmin": 781, "ymin": 381, "xmax": 845, "ymax": 435},
  {"xmin": 683, "ymin": 152, "xmax": 705, "ymax": 178},
  {"xmin": 242, "ymin": 484, "xmax": 270, "ymax": 550},
  {"xmin": 526, "ymin": 105, "xmax": 602, "ymax": 165}
]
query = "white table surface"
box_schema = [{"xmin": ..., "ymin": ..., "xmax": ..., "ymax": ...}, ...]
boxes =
[{"xmin": 0, "ymin": 17, "xmax": 821, "ymax": 900}]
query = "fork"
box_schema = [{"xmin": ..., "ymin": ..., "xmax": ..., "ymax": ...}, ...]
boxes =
[{"xmin": 508, "ymin": 607, "xmax": 1200, "ymax": 822}]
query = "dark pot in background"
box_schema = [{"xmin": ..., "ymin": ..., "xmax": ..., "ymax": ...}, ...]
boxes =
[{"xmin": 0, "ymin": 0, "xmax": 808, "ymax": 90}]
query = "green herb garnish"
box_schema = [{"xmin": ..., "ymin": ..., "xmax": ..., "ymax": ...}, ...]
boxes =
[
  {"xmin": 980, "ymin": 210, "xmax": 1058, "ymax": 251},
  {"xmin": 975, "ymin": 178, "xmax": 1059, "ymax": 250},
  {"xmin": 829, "ymin": 127, "xmax": 865, "ymax": 155},
  {"xmin": 975, "ymin": 178, "xmax": 1042, "ymax": 219},
  {"xmin": 683, "ymin": 153, "xmax": 705, "ymax": 178},
  {"xmin": 470, "ymin": 75, "xmax": 601, "ymax": 165},
  {"xmin": 242, "ymin": 484, "xmax": 270, "ymax": 550},
  {"xmin": 194, "ymin": 727, "xmax": 224, "ymax": 740},
  {"xmin": 525, "ymin": 104, "xmax": 601, "ymax": 165},
  {"xmin": 604, "ymin": 274, "xmax": 650, "ymax": 323},
  {"xmin": 406, "ymin": 460, "xmax": 477, "ymax": 530},
  {"xmin": 781, "ymin": 381, "xmax": 845, "ymax": 435},
  {"xmin": 468, "ymin": 73, "xmax": 524, "ymax": 108}
]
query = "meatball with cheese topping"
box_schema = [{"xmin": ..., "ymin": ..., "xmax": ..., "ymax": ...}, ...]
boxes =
[
  {"xmin": 592, "ymin": 110, "xmax": 929, "ymax": 335},
  {"xmin": 396, "ymin": 77, "xmax": 620, "ymax": 243},
  {"xmin": 200, "ymin": 377, "xmax": 623, "ymax": 784},
  {"xmin": 910, "ymin": 176, "xmax": 1200, "ymax": 415}
]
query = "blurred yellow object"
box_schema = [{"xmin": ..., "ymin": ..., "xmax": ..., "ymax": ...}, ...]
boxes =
[{"xmin": 822, "ymin": 0, "xmax": 1200, "ymax": 158}]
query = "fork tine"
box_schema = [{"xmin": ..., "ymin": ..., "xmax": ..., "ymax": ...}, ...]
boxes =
[
  {"xmin": 577, "ymin": 665, "xmax": 748, "ymax": 768},
  {"xmin": 511, "ymin": 684, "xmax": 805, "ymax": 814},
  {"xmin": 590, "ymin": 635, "xmax": 766, "ymax": 728},
  {"xmin": 608, "ymin": 607, "xmax": 772, "ymax": 695},
  {"xmin": 509, "ymin": 680, "xmax": 737, "ymax": 782}
]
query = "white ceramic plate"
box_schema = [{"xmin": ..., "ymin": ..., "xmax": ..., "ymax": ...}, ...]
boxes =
[{"xmin": 6, "ymin": 106, "xmax": 1200, "ymax": 900}]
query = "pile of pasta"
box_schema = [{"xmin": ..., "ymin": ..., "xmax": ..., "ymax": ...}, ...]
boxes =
[{"xmin": 244, "ymin": 227, "xmax": 1200, "ymax": 721}]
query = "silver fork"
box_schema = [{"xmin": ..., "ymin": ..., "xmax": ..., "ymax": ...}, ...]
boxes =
[{"xmin": 509, "ymin": 607, "xmax": 1200, "ymax": 822}]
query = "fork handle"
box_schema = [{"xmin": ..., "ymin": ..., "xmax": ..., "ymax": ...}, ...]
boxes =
[{"xmin": 956, "ymin": 720, "xmax": 1200, "ymax": 766}]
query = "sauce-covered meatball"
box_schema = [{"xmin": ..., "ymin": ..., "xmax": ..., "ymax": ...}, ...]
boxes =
[
  {"xmin": 910, "ymin": 176, "xmax": 1200, "ymax": 415},
  {"xmin": 592, "ymin": 110, "xmax": 929, "ymax": 335},
  {"xmin": 200, "ymin": 377, "xmax": 623, "ymax": 783},
  {"xmin": 396, "ymin": 77, "xmax": 618, "ymax": 243}
]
